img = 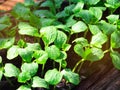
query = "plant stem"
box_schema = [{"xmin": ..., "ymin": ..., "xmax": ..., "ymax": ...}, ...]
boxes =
[
  {"xmin": 77, "ymin": 60, "xmax": 84, "ymax": 73},
  {"xmin": 41, "ymin": 64, "xmax": 45, "ymax": 77},
  {"xmin": 5, "ymin": 77, "xmax": 14, "ymax": 87},
  {"xmin": 84, "ymin": 30, "xmax": 88, "ymax": 38},
  {"xmin": 59, "ymin": 62, "xmax": 61, "ymax": 72},
  {"xmin": 72, "ymin": 59, "xmax": 85, "ymax": 72},
  {"xmin": 67, "ymin": 33, "xmax": 71, "ymax": 43},
  {"xmin": 103, "ymin": 49, "xmax": 110, "ymax": 54}
]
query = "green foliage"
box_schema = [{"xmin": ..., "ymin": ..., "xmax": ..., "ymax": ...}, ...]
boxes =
[
  {"xmin": 4, "ymin": 63, "xmax": 20, "ymax": 77},
  {"xmin": 32, "ymin": 76, "xmax": 49, "ymax": 89},
  {"xmin": 44, "ymin": 69, "xmax": 62, "ymax": 85},
  {"xmin": 61, "ymin": 69, "xmax": 80, "ymax": 85},
  {"xmin": 110, "ymin": 51, "xmax": 120, "ymax": 70},
  {"xmin": 0, "ymin": 0, "xmax": 120, "ymax": 89},
  {"xmin": 18, "ymin": 22, "xmax": 40, "ymax": 37},
  {"xmin": 17, "ymin": 85, "xmax": 31, "ymax": 90},
  {"xmin": 40, "ymin": 26, "xmax": 57, "ymax": 46},
  {"xmin": 0, "ymin": 16, "xmax": 11, "ymax": 31}
]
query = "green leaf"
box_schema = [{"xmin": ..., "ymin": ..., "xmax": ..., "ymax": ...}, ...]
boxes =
[
  {"xmin": 54, "ymin": 31, "xmax": 67, "ymax": 48},
  {"xmin": 62, "ymin": 44, "xmax": 71, "ymax": 51},
  {"xmin": 26, "ymin": 43, "xmax": 41, "ymax": 51},
  {"xmin": 66, "ymin": 15, "xmax": 77, "ymax": 27},
  {"xmin": 7, "ymin": 46, "xmax": 19, "ymax": 60},
  {"xmin": 18, "ymin": 22, "xmax": 39, "ymax": 37},
  {"xmin": 41, "ymin": 0, "xmax": 55, "ymax": 14},
  {"xmin": 117, "ymin": 20, "xmax": 120, "ymax": 29},
  {"xmin": 111, "ymin": 30, "xmax": 120, "ymax": 48},
  {"xmin": 71, "ymin": 21, "xmax": 87, "ymax": 34},
  {"xmin": 97, "ymin": 20, "xmax": 117, "ymax": 35},
  {"xmin": 84, "ymin": 0, "xmax": 100, "ymax": 5},
  {"xmin": 74, "ymin": 44, "xmax": 84, "ymax": 58},
  {"xmin": 41, "ymin": 18, "xmax": 55, "ymax": 27},
  {"xmin": 110, "ymin": 51, "xmax": 120, "ymax": 70},
  {"xmin": 0, "ymin": 56, "xmax": 2, "ymax": 63},
  {"xmin": 4, "ymin": 63, "xmax": 20, "ymax": 77},
  {"xmin": 90, "ymin": 32, "xmax": 107, "ymax": 48},
  {"xmin": 73, "ymin": 37, "xmax": 89, "ymax": 47},
  {"xmin": 85, "ymin": 47, "xmax": 104, "ymax": 61},
  {"xmin": 40, "ymin": 26, "xmax": 57, "ymax": 46},
  {"xmin": 105, "ymin": 0, "xmax": 120, "ymax": 9},
  {"xmin": 12, "ymin": 3, "xmax": 30, "ymax": 20},
  {"xmin": 21, "ymin": 62, "xmax": 38, "ymax": 77},
  {"xmin": 56, "ymin": 24, "xmax": 70, "ymax": 32},
  {"xmin": 0, "ymin": 16, "xmax": 11, "ymax": 31},
  {"xmin": 89, "ymin": 7, "xmax": 102, "ymax": 21},
  {"xmin": 30, "ymin": 14, "xmax": 41, "ymax": 29},
  {"xmin": 18, "ymin": 72, "xmax": 31, "ymax": 83},
  {"xmin": 72, "ymin": 2, "xmax": 84, "ymax": 13},
  {"xmin": 75, "ymin": 10, "xmax": 95, "ymax": 24},
  {"xmin": 0, "ymin": 37, "xmax": 15, "ymax": 50},
  {"xmin": 61, "ymin": 69, "xmax": 80, "ymax": 85},
  {"xmin": 56, "ymin": 10, "xmax": 69, "ymax": 18},
  {"xmin": 17, "ymin": 39, "xmax": 26, "ymax": 48},
  {"xmin": 64, "ymin": 4, "xmax": 75, "ymax": 15},
  {"xmin": 45, "ymin": 69, "xmax": 63, "ymax": 85},
  {"xmin": 45, "ymin": 45, "xmax": 60, "ymax": 60},
  {"xmin": 0, "ymin": 71, "xmax": 3, "ymax": 80},
  {"xmin": 17, "ymin": 85, "xmax": 31, "ymax": 90},
  {"xmin": 54, "ymin": 0, "xmax": 63, "ymax": 9},
  {"xmin": 32, "ymin": 76, "xmax": 49, "ymax": 89},
  {"xmin": 89, "ymin": 25, "xmax": 101, "ymax": 35},
  {"xmin": 19, "ymin": 48, "xmax": 33, "ymax": 62},
  {"xmin": 61, "ymin": 60, "xmax": 67, "ymax": 68},
  {"xmin": 33, "ymin": 50, "xmax": 48, "ymax": 64},
  {"xmin": 55, "ymin": 51, "xmax": 67, "ymax": 62},
  {"xmin": 24, "ymin": 0, "xmax": 35, "ymax": 6},
  {"xmin": 106, "ymin": 14, "xmax": 119, "ymax": 24},
  {"xmin": 33, "ymin": 10, "xmax": 55, "ymax": 18}
]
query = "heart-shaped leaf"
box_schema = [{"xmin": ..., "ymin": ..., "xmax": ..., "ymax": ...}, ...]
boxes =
[
  {"xmin": 0, "ymin": 37, "xmax": 15, "ymax": 50},
  {"xmin": 17, "ymin": 85, "xmax": 31, "ymax": 90},
  {"xmin": 32, "ymin": 76, "xmax": 49, "ymax": 89},
  {"xmin": 4, "ymin": 63, "xmax": 20, "ymax": 77},
  {"xmin": 40, "ymin": 26, "xmax": 57, "ymax": 46},
  {"xmin": 19, "ymin": 48, "xmax": 33, "ymax": 62},
  {"xmin": 18, "ymin": 22, "xmax": 39, "ymax": 37},
  {"xmin": 61, "ymin": 69, "xmax": 80, "ymax": 85},
  {"xmin": 18, "ymin": 72, "xmax": 31, "ymax": 83},
  {"xmin": 71, "ymin": 21, "xmax": 87, "ymax": 34},
  {"xmin": 110, "ymin": 51, "xmax": 120, "ymax": 70},
  {"xmin": 7, "ymin": 45, "xmax": 19, "ymax": 60},
  {"xmin": 111, "ymin": 30, "xmax": 120, "ymax": 48},
  {"xmin": 54, "ymin": 31, "xmax": 67, "ymax": 48},
  {"xmin": 21, "ymin": 62, "xmax": 38, "ymax": 77},
  {"xmin": 90, "ymin": 32, "xmax": 107, "ymax": 48},
  {"xmin": 33, "ymin": 50, "xmax": 48, "ymax": 64},
  {"xmin": 45, "ymin": 45, "xmax": 60, "ymax": 60},
  {"xmin": 85, "ymin": 47, "xmax": 104, "ymax": 61},
  {"xmin": 45, "ymin": 69, "xmax": 63, "ymax": 85}
]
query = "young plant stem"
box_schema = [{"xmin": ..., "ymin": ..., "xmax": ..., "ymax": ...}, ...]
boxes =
[
  {"xmin": 103, "ymin": 49, "xmax": 110, "ymax": 54},
  {"xmin": 84, "ymin": 30, "xmax": 88, "ymax": 38},
  {"xmin": 5, "ymin": 77, "xmax": 14, "ymax": 87},
  {"xmin": 59, "ymin": 62, "xmax": 61, "ymax": 72},
  {"xmin": 67, "ymin": 33, "xmax": 71, "ymax": 43},
  {"xmin": 41, "ymin": 64, "xmax": 45, "ymax": 77},
  {"xmin": 72, "ymin": 59, "xmax": 85, "ymax": 72},
  {"xmin": 77, "ymin": 61, "xmax": 84, "ymax": 73}
]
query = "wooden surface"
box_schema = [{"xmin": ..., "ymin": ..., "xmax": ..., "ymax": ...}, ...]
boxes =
[{"xmin": 0, "ymin": 0, "xmax": 24, "ymax": 11}]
